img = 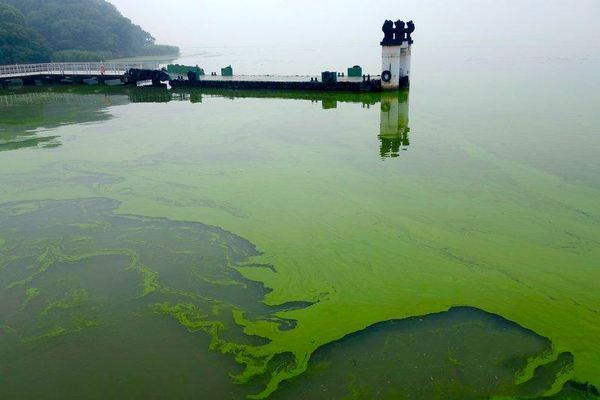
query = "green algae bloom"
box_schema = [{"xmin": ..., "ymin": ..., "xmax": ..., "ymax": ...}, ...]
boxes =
[
  {"xmin": 21, "ymin": 287, "xmax": 40, "ymax": 310},
  {"xmin": 0, "ymin": 83, "xmax": 598, "ymax": 399}
]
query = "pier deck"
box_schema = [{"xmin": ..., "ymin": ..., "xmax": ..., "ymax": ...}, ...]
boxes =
[
  {"xmin": 1, "ymin": 62, "xmax": 384, "ymax": 92},
  {"xmin": 171, "ymin": 74, "xmax": 382, "ymax": 92},
  {"xmin": 174, "ymin": 75, "xmax": 374, "ymax": 83}
]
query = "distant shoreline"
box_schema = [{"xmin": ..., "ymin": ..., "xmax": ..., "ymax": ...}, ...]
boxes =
[{"xmin": 108, "ymin": 54, "xmax": 180, "ymax": 63}]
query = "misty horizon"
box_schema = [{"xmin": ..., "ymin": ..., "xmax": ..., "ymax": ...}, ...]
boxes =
[{"xmin": 110, "ymin": 0, "xmax": 600, "ymax": 49}]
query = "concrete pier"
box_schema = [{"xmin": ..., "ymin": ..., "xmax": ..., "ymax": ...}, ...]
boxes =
[{"xmin": 170, "ymin": 74, "xmax": 381, "ymax": 92}]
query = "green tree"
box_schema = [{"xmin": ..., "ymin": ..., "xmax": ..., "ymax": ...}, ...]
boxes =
[
  {"xmin": 0, "ymin": 3, "xmax": 50, "ymax": 64},
  {"xmin": 1, "ymin": 0, "xmax": 179, "ymax": 62}
]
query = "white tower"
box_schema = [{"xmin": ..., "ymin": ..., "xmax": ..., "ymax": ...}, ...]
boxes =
[{"xmin": 380, "ymin": 20, "xmax": 414, "ymax": 90}]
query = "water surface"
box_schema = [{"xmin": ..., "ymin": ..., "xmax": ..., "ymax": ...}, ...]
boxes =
[{"xmin": 0, "ymin": 42, "xmax": 599, "ymax": 399}]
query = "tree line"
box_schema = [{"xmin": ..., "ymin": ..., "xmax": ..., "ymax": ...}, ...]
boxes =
[{"xmin": 0, "ymin": 0, "xmax": 179, "ymax": 64}]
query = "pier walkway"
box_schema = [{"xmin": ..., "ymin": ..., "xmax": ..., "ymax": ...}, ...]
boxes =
[
  {"xmin": 174, "ymin": 75, "xmax": 374, "ymax": 83},
  {"xmin": 1, "ymin": 62, "xmax": 383, "ymax": 92},
  {"xmin": 0, "ymin": 62, "xmax": 159, "ymax": 79}
]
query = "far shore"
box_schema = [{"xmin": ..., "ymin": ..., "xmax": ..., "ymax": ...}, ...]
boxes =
[{"xmin": 108, "ymin": 54, "xmax": 180, "ymax": 63}]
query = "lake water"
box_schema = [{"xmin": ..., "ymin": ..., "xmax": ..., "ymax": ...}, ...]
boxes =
[{"xmin": 1, "ymin": 42, "xmax": 599, "ymax": 399}]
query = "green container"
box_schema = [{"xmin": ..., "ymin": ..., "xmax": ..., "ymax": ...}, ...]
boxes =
[
  {"xmin": 221, "ymin": 65, "xmax": 233, "ymax": 76},
  {"xmin": 321, "ymin": 71, "xmax": 337, "ymax": 83},
  {"xmin": 347, "ymin": 65, "xmax": 362, "ymax": 77},
  {"xmin": 166, "ymin": 64, "xmax": 204, "ymax": 77}
]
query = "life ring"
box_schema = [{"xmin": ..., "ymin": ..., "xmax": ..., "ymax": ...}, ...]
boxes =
[
  {"xmin": 381, "ymin": 70, "xmax": 392, "ymax": 82},
  {"xmin": 100, "ymin": 64, "xmax": 106, "ymax": 75}
]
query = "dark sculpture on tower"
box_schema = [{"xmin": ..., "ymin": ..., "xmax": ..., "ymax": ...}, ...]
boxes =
[
  {"xmin": 406, "ymin": 20, "xmax": 415, "ymax": 44},
  {"xmin": 381, "ymin": 19, "xmax": 415, "ymax": 45},
  {"xmin": 381, "ymin": 20, "xmax": 395, "ymax": 45},
  {"xmin": 393, "ymin": 20, "xmax": 406, "ymax": 44}
]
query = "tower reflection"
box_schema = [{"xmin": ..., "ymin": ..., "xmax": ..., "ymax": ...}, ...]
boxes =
[{"xmin": 379, "ymin": 91, "xmax": 410, "ymax": 158}]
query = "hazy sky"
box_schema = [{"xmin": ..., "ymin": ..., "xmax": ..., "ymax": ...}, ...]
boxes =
[{"xmin": 109, "ymin": 0, "xmax": 600, "ymax": 49}]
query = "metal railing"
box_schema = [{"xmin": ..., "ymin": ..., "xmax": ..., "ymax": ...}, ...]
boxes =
[{"xmin": 0, "ymin": 62, "xmax": 161, "ymax": 79}]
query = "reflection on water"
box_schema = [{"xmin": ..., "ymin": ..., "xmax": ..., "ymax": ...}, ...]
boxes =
[
  {"xmin": 0, "ymin": 135, "xmax": 60, "ymax": 152},
  {"xmin": 0, "ymin": 90, "xmax": 127, "ymax": 152},
  {"xmin": 380, "ymin": 90, "xmax": 410, "ymax": 158},
  {"xmin": 0, "ymin": 87, "xmax": 410, "ymax": 159}
]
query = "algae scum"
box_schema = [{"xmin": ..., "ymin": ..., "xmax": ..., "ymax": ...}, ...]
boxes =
[
  {"xmin": 0, "ymin": 197, "xmax": 270, "ymax": 399},
  {"xmin": 0, "ymin": 78, "xmax": 599, "ymax": 399}
]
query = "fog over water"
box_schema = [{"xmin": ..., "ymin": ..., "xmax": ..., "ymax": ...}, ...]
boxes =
[{"xmin": 109, "ymin": 0, "xmax": 600, "ymax": 47}]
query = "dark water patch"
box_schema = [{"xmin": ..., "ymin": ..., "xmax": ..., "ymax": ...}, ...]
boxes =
[
  {"xmin": 519, "ymin": 352, "xmax": 575, "ymax": 395},
  {"xmin": 0, "ymin": 198, "xmax": 267, "ymax": 307},
  {"xmin": 238, "ymin": 263, "xmax": 278, "ymax": 273},
  {"xmin": 250, "ymin": 316, "xmax": 298, "ymax": 331},
  {"xmin": 243, "ymin": 301, "xmax": 315, "ymax": 331},
  {"xmin": 223, "ymin": 301, "xmax": 316, "ymax": 335},
  {"xmin": 511, "ymin": 381, "xmax": 600, "ymax": 399},
  {"xmin": 273, "ymin": 306, "xmax": 562, "ymax": 400},
  {"xmin": 555, "ymin": 381, "xmax": 600, "ymax": 398},
  {"xmin": 0, "ymin": 197, "xmax": 280, "ymax": 399},
  {"xmin": 0, "ymin": 314, "xmax": 260, "ymax": 400},
  {"xmin": 268, "ymin": 300, "xmax": 315, "ymax": 313}
]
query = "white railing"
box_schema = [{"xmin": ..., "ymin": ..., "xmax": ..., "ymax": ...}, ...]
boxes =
[{"xmin": 0, "ymin": 62, "xmax": 161, "ymax": 79}]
